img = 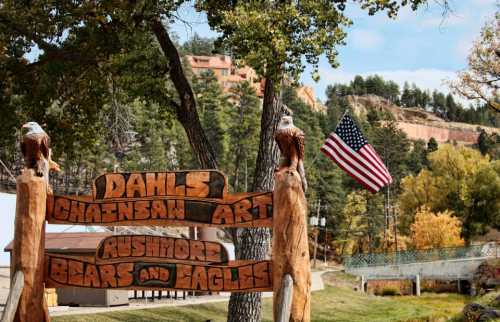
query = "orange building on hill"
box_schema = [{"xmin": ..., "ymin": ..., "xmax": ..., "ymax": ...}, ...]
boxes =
[
  {"xmin": 186, "ymin": 54, "xmax": 326, "ymax": 113},
  {"xmin": 186, "ymin": 54, "xmax": 264, "ymax": 96}
]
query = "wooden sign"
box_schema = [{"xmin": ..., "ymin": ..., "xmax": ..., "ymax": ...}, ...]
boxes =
[
  {"xmin": 96, "ymin": 235, "xmax": 229, "ymax": 264},
  {"xmin": 93, "ymin": 171, "xmax": 227, "ymax": 200},
  {"xmin": 47, "ymin": 170, "xmax": 272, "ymax": 227},
  {"xmin": 46, "ymin": 192, "xmax": 272, "ymax": 227},
  {"xmin": 44, "ymin": 254, "xmax": 273, "ymax": 292}
]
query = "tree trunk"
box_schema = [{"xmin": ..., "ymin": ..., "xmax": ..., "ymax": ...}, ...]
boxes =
[
  {"xmin": 228, "ymin": 78, "xmax": 285, "ymax": 322},
  {"xmin": 152, "ymin": 17, "xmax": 285, "ymax": 320},
  {"xmin": 150, "ymin": 19, "xmax": 219, "ymax": 241},
  {"xmin": 231, "ymin": 105, "xmax": 245, "ymax": 191},
  {"xmin": 252, "ymin": 78, "xmax": 284, "ymax": 192},
  {"xmin": 232, "ymin": 145, "xmax": 242, "ymax": 190},
  {"xmin": 150, "ymin": 19, "xmax": 218, "ymax": 170}
]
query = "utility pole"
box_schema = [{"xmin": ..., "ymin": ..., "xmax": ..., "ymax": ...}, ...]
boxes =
[
  {"xmin": 393, "ymin": 206, "xmax": 398, "ymax": 253},
  {"xmin": 312, "ymin": 199, "xmax": 320, "ymax": 269},
  {"xmin": 323, "ymin": 226, "xmax": 328, "ymax": 265},
  {"xmin": 384, "ymin": 184, "xmax": 392, "ymax": 252}
]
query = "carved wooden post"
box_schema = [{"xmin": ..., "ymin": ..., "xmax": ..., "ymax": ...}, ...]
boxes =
[
  {"xmin": 273, "ymin": 169, "xmax": 311, "ymax": 322},
  {"xmin": 11, "ymin": 170, "xmax": 49, "ymax": 322}
]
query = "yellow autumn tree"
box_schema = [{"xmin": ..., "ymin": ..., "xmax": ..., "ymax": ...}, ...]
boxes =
[
  {"xmin": 399, "ymin": 144, "xmax": 500, "ymax": 240},
  {"xmin": 339, "ymin": 191, "xmax": 367, "ymax": 255},
  {"xmin": 410, "ymin": 207, "xmax": 464, "ymax": 249}
]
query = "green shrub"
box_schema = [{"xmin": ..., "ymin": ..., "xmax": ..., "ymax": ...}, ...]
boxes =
[{"xmin": 381, "ymin": 287, "xmax": 401, "ymax": 296}]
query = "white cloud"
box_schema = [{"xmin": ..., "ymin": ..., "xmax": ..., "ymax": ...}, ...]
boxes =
[{"xmin": 348, "ymin": 29, "xmax": 384, "ymax": 51}]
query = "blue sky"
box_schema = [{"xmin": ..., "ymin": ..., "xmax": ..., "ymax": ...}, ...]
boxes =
[{"xmin": 171, "ymin": 0, "xmax": 498, "ymax": 102}]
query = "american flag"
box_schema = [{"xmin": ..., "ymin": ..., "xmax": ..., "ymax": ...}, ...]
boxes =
[{"xmin": 321, "ymin": 114, "xmax": 392, "ymax": 193}]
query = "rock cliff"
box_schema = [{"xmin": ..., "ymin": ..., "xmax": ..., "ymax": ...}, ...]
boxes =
[{"xmin": 347, "ymin": 95, "xmax": 499, "ymax": 145}]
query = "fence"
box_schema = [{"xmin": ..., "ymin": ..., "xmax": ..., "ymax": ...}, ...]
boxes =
[{"xmin": 343, "ymin": 242, "xmax": 499, "ymax": 268}]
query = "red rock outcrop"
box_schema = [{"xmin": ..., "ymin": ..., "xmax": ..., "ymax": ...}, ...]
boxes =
[{"xmin": 347, "ymin": 95, "xmax": 499, "ymax": 145}]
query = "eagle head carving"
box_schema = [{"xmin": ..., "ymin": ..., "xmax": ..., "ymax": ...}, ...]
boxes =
[
  {"xmin": 274, "ymin": 115, "xmax": 307, "ymax": 192},
  {"xmin": 21, "ymin": 122, "xmax": 60, "ymax": 179}
]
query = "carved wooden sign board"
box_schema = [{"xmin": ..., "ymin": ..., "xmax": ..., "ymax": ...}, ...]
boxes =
[
  {"xmin": 46, "ymin": 170, "xmax": 273, "ymax": 228},
  {"xmin": 44, "ymin": 170, "xmax": 273, "ymax": 292},
  {"xmin": 45, "ymin": 236, "xmax": 272, "ymax": 292}
]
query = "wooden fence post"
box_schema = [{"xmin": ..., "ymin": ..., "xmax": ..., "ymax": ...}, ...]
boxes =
[
  {"xmin": 276, "ymin": 274, "xmax": 294, "ymax": 322},
  {"xmin": 1, "ymin": 271, "xmax": 24, "ymax": 322},
  {"xmin": 11, "ymin": 170, "xmax": 49, "ymax": 322},
  {"xmin": 415, "ymin": 274, "xmax": 421, "ymax": 296},
  {"xmin": 273, "ymin": 169, "xmax": 311, "ymax": 322}
]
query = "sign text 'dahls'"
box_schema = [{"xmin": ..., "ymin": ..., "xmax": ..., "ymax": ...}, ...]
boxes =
[{"xmin": 93, "ymin": 171, "xmax": 227, "ymax": 200}]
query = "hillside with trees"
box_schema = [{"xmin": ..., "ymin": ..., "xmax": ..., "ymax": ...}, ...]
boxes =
[
  {"xmin": 1, "ymin": 32, "xmax": 499, "ymax": 257},
  {"xmin": 327, "ymin": 75, "xmax": 499, "ymax": 127}
]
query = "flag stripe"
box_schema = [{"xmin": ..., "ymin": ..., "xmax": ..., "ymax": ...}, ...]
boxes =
[
  {"xmin": 328, "ymin": 134, "xmax": 390, "ymax": 185},
  {"xmin": 364, "ymin": 145, "xmax": 392, "ymax": 181},
  {"xmin": 321, "ymin": 145, "xmax": 380, "ymax": 192},
  {"xmin": 364, "ymin": 148, "xmax": 392, "ymax": 184},
  {"xmin": 321, "ymin": 146, "xmax": 378, "ymax": 193},
  {"xmin": 324, "ymin": 136, "xmax": 386, "ymax": 187},
  {"xmin": 358, "ymin": 146, "xmax": 391, "ymax": 183},
  {"xmin": 365, "ymin": 144, "xmax": 390, "ymax": 178}
]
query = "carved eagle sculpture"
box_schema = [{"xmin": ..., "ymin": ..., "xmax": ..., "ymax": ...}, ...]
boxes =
[
  {"xmin": 275, "ymin": 115, "xmax": 307, "ymax": 192},
  {"xmin": 21, "ymin": 122, "xmax": 60, "ymax": 180}
]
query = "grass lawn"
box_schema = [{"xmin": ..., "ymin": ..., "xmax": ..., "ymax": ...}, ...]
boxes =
[{"xmin": 53, "ymin": 272, "xmax": 471, "ymax": 322}]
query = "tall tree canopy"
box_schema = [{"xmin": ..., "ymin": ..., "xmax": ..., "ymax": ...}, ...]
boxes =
[{"xmin": 449, "ymin": 13, "xmax": 500, "ymax": 112}]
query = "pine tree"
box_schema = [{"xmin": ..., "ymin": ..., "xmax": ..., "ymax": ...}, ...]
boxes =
[
  {"xmin": 427, "ymin": 137, "xmax": 438, "ymax": 153},
  {"xmin": 180, "ymin": 33, "xmax": 223, "ymax": 55},
  {"xmin": 226, "ymin": 82, "xmax": 261, "ymax": 191},
  {"xmin": 401, "ymin": 82, "xmax": 412, "ymax": 107},
  {"xmin": 477, "ymin": 129, "xmax": 494, "ymax": 155},
  {"xmin": 445, "ymin": 93, "xmax": 458, "ymax": 121},
  {"xmin": 386, "ymin": 81, "xmax": 400, "ymax": 104},
  {"xmin": 192, "ymin": 70, "xmax": 230, "ymax": 165},
  {"xmin": 407, "ymin": 140, "xmax": 427, "ymax": 173},
  {"xmin": 351, "ymin": 75, "xmax": 366, "ymax": 95},
  {"xmin": 367, "ymin": 120, "xmax": 411, "ymax": 188},
  {"xmin": 431, "ymin": 91, "xmax": 446, "ymax": 118}
]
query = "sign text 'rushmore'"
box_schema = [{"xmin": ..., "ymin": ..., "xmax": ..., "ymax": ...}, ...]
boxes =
[{"xmin": 96, "ymin": 235, "xmax": 228, "ymax": 264}]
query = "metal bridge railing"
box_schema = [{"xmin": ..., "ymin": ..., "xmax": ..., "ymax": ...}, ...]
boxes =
[{"xmin": 343, "ymin": 242, "xmax": 499, "ymax": 268}]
